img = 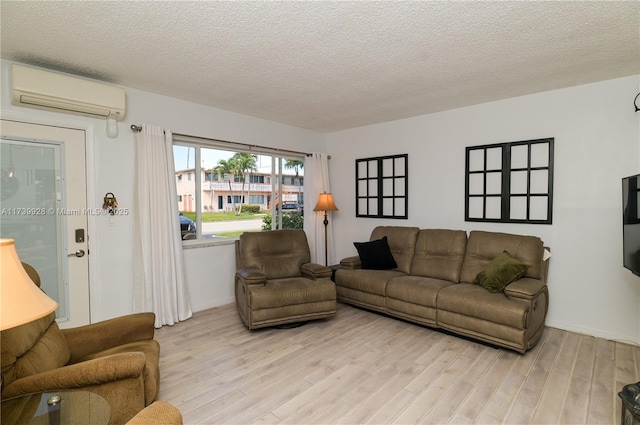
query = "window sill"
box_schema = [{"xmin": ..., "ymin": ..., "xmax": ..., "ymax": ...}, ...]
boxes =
[{"xmin": 181, "ymin": 238, "xmax": 237, "ymax": 249}]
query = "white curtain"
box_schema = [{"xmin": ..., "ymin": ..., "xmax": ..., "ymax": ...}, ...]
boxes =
[
  {"xmin": 133, "ymin": 124, "xmax": 192, "ymax": 328},
  {"xmin": 303, "ymin": 153, "xmax": 335, "ymax": 265}
]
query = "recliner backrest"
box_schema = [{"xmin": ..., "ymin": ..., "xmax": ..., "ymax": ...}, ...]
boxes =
[
  {"xmin": 459, "ymin": 230, "xmax": 545, "ymax": 283},
  {"xmin": 369, "ymin": 226, "xmax": 420, "ymax": 274},
  {"xmin": 410, "ymin": 229, "xmax": 467, "ymax": 282},
  {"xmin": 236, "ymin": 229, "xmax": 311, "ymax": 279},
  {"xmin": 1, "ymin": 312, "xmax": 70, "ymax": 389}
]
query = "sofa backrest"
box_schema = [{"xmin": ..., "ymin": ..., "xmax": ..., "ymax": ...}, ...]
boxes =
[
  {"xmin": 410, "ymin": 229, "xmax": 468, "ymax": 282},
  {"xmin": 1, "ymin": 312, "xmax": 71, "ymax": 389},
  {"xmin": 236, "ymin": 229, "xmax": 311, "ymax": 279},
  {"xmin": 459, "ymin": 230, "xmax": 545, "ymax": 283},
  {"xmin": 370, "ymin": 226, "xmax": 420, "ymax": 274}
]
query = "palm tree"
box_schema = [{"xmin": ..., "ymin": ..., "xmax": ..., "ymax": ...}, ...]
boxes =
[
  {"xmin": 285, "ymin": 159, "xmax": 304, "ymax": 206},
  {"xmin": 214, "ymin": 158, "xmax": 235, "ymax": 213},
  {"xmin": 231, "ymin": 153, "xmax": 258, "ymax": 215}
]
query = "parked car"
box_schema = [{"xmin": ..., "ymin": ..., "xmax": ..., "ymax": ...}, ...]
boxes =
[
  {"xmin": 179, "ymin": 212, "xmax": 196, "ymax": 240},
  {"xmin": 281, "ymin": 203, "xmax": 303, "ymax": 216}
]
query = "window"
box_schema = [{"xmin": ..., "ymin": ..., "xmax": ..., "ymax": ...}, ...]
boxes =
[
  {"xmin": 228, "ymin": 195, "xmax": 245, "ymax": 203},
  {"xmin": 249, "ymin": 195, "xmax": 265, "ymax": 204},
  {"xmin": 465, "ymin": 138, "xmax": 554, "ymax": 224},
  {"xmin": 173, "ymin": 137, "xmax": 305, "ymax": 243}
]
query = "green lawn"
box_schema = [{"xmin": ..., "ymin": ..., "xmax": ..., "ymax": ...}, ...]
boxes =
[
  {"xmin": 216, "ymin": 230, "xmax": 262, "ymax": 238},
  {"xmin": 181, "ymin": 211, "xmax": 265, "ymax": 222}
]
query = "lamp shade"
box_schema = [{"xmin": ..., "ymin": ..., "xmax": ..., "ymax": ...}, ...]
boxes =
[
  {"xmin": 313, "ymin": 193, "xmax": 339, "ymax": 212},
  {"xmin": 1, "ymin": 239, "xmax": 58, "ymax": 330}
]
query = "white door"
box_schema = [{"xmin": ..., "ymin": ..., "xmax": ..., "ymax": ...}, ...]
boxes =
[{"xmin": 1, "ymin": 119, "xmax": 90, "ymax": 328}]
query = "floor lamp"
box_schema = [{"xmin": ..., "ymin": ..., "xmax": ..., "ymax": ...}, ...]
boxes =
[{"xmin": 313, "ymin": 192, "xmax": 339, "ymax": 266}]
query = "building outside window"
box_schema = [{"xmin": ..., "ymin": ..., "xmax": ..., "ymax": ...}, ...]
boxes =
[{"xmin": 173, "ymin": 140, "xmax": 305, "ymax": 243}]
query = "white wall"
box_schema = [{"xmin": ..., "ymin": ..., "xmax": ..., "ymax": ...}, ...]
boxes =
[
  {"xmin": 4, "ymin": 58, "xmax": 639, "ymax": 344},
  {"xmin": 1, "ymin": 59, "xmax": 326, "ymax": 322},
  {"xmin": 327, "ymin": 75, "xmax": 640, "ymax": 344}
]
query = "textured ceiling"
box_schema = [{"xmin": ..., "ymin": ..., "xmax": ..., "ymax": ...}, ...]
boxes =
[{"xmin": 1, "ymin": 1, "xmax": 639, "ymax": 132}]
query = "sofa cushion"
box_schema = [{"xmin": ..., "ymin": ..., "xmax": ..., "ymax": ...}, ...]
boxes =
[
  {"xmin": 474, "ymin": 251, "xmax": 530, "ymax": 293},
  {"xmin": 410, "ymin": 229, "xmax": 467, "ymax": 282},
  {"xmin": 460, "ymin": 231, "xmax": 544, "ymax": 283},
  {"xmin": 335, "ymin": 268, "xmax": 405, "ymax": 296},
  {"xmin": 370, "ymin": 226, "xmax": 420, "ymax": 274},
  {"xmin": 386, "ymin": 275, "xmax": 454, "ymax": 307},
  {"xmin": 354, "ymin": 236, "xmax": 398, "ymax": 270},
  {"xmin": 437, "ymin": 283, "xmax": 529, "ymax": 329}
]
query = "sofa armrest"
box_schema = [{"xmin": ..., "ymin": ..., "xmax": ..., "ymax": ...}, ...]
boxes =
[
  {"xmin": 504, "ymin": 277, "xmax": 546, "ymax": 301},
  {"xmin": 301, "ymin": 263, "xmax": 332, "ymax": 280},
  {"xmin": 2, "ymin": 352, "xmax": 146, "ymax": 399},
  {"xmin": 126, "ymin": 401, "xmax": 183, "ymax": 425},
  {"xmin": 340, "ymin": 256, "xmax": 362, "ymax": 269},
  {"xmin": 236, "ymin": 267, "xmax": 266, "ymax": 285},
  {"xmin": 63, "ymin": 313, "xmax": 155, "ymax": 361}
]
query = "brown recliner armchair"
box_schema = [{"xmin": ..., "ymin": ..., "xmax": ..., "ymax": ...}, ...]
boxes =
[
  {"xmin": 235, "ymin": 229, "xmax": 337, "ymax": 329},
  {"xmin": 127, "ymin": 400, "xmax": 183, "ymax": 425},
  {"xmin": 1, "ymin": 310, "xmax": 161, "ymax": 425},
  {"xmin": 1, "ymin": 396, "xmax": 182, "ymax": 425}
]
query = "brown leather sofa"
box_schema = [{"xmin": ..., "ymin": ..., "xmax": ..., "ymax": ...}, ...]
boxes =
[
  {"xmin": 336, "ymin": 226, "xmax": 550, "ymax": 353},
  {"xmin": 1, "ymin": 312, "xmax": 162, "ymax": 425},
  {"xmin": 235, "ymin": 229, "xmax": 337, "ymax": 329}
]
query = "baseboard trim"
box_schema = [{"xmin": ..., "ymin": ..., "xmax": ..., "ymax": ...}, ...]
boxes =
[
  {"xmin": 191, "ymin": 296, "xmax": 235, "ymax": 313},
  {"xmin": 545, "ymin": 319, "xmax": 640, "ymax": 346}
]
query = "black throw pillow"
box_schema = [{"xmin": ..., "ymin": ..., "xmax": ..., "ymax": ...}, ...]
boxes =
[{"xmin": 353, "ymin": 236, "xmax": 398, "ymax": 270}]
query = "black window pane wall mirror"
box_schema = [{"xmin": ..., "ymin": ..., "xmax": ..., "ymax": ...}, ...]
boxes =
[
  {"xmin": 356, "ymin": 154, "xmax": 408, "ymax": 219},
  {"xmin": 465, "ymin": 138, "xmax": 554, "ymax": 224}
]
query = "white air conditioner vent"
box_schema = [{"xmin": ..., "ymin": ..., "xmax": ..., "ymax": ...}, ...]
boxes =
[{"xmin": 11, "ymin": 64, "xmax": 126, "ymax": 121}]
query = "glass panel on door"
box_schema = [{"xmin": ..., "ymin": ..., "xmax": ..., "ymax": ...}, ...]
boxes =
[{"xmin": 1, "ymin": 137, "xmax": 67, "ymax": 320}]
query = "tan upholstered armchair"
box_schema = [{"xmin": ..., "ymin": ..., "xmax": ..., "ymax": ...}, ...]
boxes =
[
  {"xmin": 235, "ymin": 229, "xmax": 337, "ymax": 329},
  {"xmin": 1, "ymin": 311, "xmax": 161, "ymax": 425}
]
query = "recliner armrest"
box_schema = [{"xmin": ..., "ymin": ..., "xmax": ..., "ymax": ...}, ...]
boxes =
[
  {"xmin": 301, "ymin": 263, "xmax": 332, "ymax": 280},
  {"xmin": 236, "ymin": 267, "xmax": 267, "ymax": 285},
  {"xmin": 340, "ymin": 256, "xmax": 362, "ymax": 269},
  {"xmin": 126, "ymin": 401, "xmax": 183, "ymax": 425},
  {"xmin": 2, "ymin": 352, "xmax": 146, "ymax": 399},
  {"xmin": 504, "ymin": 277, "xmax": 546, "ymax": 301}
]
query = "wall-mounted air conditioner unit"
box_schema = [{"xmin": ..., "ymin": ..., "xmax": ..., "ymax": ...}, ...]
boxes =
[{"xmin": 11, "ymin": 64, "xmax": 126, "ymax": 121}]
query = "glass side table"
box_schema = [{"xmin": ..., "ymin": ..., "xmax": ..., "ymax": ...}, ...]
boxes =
[{"xmin": 1, "ymin": 390, "xmax": 110, "ymax": 425}]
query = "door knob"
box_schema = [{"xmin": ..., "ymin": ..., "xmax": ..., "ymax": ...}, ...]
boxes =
[{"xmin": 68, "ymin": 250, "xmax": 85, "ymax": 258}]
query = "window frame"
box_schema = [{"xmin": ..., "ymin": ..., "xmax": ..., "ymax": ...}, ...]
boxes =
[
  {"xmin": 173, "ymin": 135, "xmax": 306, "ymax": 247},
  {"xmin": 355, "ymin": 153, "xmax": 408, "ymax": 219},
  {"xmin": 465, "ymin": 138, "xmax": 554, "ymax": 224}
]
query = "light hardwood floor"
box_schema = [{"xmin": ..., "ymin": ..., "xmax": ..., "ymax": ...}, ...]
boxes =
[{"xmin": 155, "ymin": 303, "xmax": 639, "ymax": 424}]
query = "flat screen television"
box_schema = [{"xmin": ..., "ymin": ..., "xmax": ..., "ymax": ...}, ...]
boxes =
[{"xmin": 623, "ymin": 174, "xmax": 640, "ymax": 276}]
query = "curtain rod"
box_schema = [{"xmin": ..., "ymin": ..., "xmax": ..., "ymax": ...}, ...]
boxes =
[{"xmin": 130, "ymin": 124, "xmax": 325, "ymax": 158}]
